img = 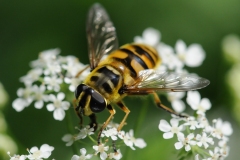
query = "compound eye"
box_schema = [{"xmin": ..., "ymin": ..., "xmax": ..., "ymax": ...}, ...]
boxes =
[
  {"xmin": 89, "ymin": 89, "xmax": 106, "ymax": 113},
  {"xmin": 75, "ymin": 84, "xmax": 88, "ymax": 98}
]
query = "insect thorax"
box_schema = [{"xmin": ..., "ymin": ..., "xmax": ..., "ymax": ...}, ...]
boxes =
[{"xmin": 84, "ymin": 65, "xmax": 124, "ymax": 103}]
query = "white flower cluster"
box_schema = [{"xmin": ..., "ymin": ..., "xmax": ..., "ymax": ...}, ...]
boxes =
[
  {"xmin": 12, "ymin": 48, "xmax": 90, "ymax": 120},
  {"xmin": 159, "ymin": 91, "xmax": 232, "ymax": 159},
  {"xmin": 8, "ymin": 144, "xmax": 54, "ymax": 160},
  {"xmin": 63, "ymin": 123, "xmax": 146, "ymax": 160},
  {"xmin": 136, "ymin": 28, "xmax": 232, "ymax": 160}
]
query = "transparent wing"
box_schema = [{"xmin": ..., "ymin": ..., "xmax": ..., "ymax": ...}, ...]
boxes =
[
  {"xmin": 86, "ymin": 3, "xmax": 118, "ymax": 69},
  {"xmin": 123, "ymin": 69, "xmax": 210, "ymax": 93}
]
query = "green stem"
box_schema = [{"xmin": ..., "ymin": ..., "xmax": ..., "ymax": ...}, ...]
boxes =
[
  {"xmin": 88, "ymin": 135, "xmax": 97, "ymax": 144},
  {"xmin": 134, "ymin": 97, "xmax": 150, "ymax": 135},
  {"xmin": 125, "ymin": 96, "xmax": 150, "ymax": 158},
  {"xmin": 65, "ymin": 110, "xmax": 79, "ymax": 154}
]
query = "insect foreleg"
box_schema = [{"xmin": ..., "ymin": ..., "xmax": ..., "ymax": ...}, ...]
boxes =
[
  {"xmin": 75, "ymin": 65, "xmax": 90, "ymax": 78},
  {"xmin": 97, "ymin": 104, "xmax": 116, "ymax": 145},
  {"xmin": 73, "ymin": 98, "xmax": 84, "ymax": 128},
  {"xmin": 89, "ymin": 113, "xmax": 98, "ymax": 131}
]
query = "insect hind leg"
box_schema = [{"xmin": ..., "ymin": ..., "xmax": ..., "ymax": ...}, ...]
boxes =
[
  {"xmin": 151, "ymin": 92, "xmax": 187, "ymax": 118},
  {"xmin": 116, "ymin": 101, "xmax": 130, "ymax": 131}
]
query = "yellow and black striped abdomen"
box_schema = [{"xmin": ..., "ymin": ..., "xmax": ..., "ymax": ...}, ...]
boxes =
[
  {"xmin": 84, "ymin": 43, "xmax": 160, "ymax": 103},
  {"xmin": 101, "ymin": 43, "xmax": 160, "ymax": 85}
]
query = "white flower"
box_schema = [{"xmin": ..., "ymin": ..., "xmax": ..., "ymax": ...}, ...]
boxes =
[
  {"xmin": 207, "ymin": 147, "xmax": 220, "ymax": 160},
  {"xmin": 175, "ymin": 40, "xmax": 205, "ymax": 67},
  {"xmin": 71, "ymin": 148, "xmax": 92, "ymax": 160},
  {"xmin": 27, "ymin": 144, "xmax": 54, "ymax": 160},
  {"xmin": 93, "ymin": 144, "xmax": 109, "ymax": 160},
  {"xmin": 102, "ymin": 127, "xmax": 118, "ymax": 140},
  {"xmin": 212, "ymin": 118, "xmax": 233, "ymax": 139},
  {"xmin": 157, "ymin": 43, "xmax": 184, "ymax": 71},
  {"xmin": 128, "ymin": 129, "xmax": 146, "ymax": 149},
  {"xmin": 186, "ymin": 91, "xmax": 211, "ymax": 115},
  {"xmin": 184, "ymin": 116, "xmax": 199, "ymax": 130},
  {"xmin": 61, "ymin": 56, "xmax": 89, "ymax": 78},
  {"xmin": 134, "ymin": 27, "xmax": 161, "ymax": 47},
  {"xmin": 12, "ymin": 98, "xmax": 29, "ymax": 112},
  {"xmin": 120, "ymin": 129, "xmax": 146, "ymax": 150},
  {"xmin": 219, "ymin": 143, "xmax": 229, "ymax": 158},
  {"xmin": 62, "ymin": 134, "xmax": 75, "ymax": 146},
  {"xmin": 198, "ymin": 116, "xmax": 212, "ymax": 132},
  {"xmin": 7, "ymin": 152, "xmax": 26, "ymax": 160},
  {"xmin": 12, "ymin": 86, "xmax": 34, "ymax": 112},
  {"xmin": 196, "ymin": 132, "xmax": 214, "ymax": 149},
  {"xmin": 195, "ymin": 154, "xmax": 199, "ymax": 160},
  {"xmin": 159, "ymin": 119, "xmax": 184, "ymax": 139},
  {"xmin": 31, "ymin": 48, "xmax": 61, "ymax": 68},
  {"xmin": 46, "ymin": 92, "xmax": 70, "ymax": 121},
  {"xmin": 174, "ymin": 133, "xmax": 196, "ymax": 151},
  {"xmin": 108, "ymin": 149, "xmax": 122, "ymax": 160},
  {"xmin": 64, "ymin": 77, "xmax": 82, "ymax": 92},
  {"xmin": 31, "ymin": 85, "xmax": 48, "ymax": 109},
  {"xmin": 20, "ymin": 68, "xmax": 43, "ymax": 85},
  {"xmin": 107, "ymin": 121, "xmax": 120, "ymax": 129},
  {"xmin": 44, "ymin": 75, "xmax": 63, "ymax": 92},
  {"xmin": 118, "ymin": 131, "xmax": 134, "ymax": 150},
  {"xmin": 75, "ymin": 125, "xmax": 94, "ymax": 140},
  {"xmin": 167, "ymin": 92, "xmax": 186, "ymax": 113},
  {"xmin": 43, "ymin": 62, "xmax": 61, "ymax": 76}
]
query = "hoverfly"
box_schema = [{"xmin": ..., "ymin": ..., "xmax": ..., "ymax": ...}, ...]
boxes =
[{"xmin": 74, "ymin": 3, "xmax": 210, "ymax": 144}]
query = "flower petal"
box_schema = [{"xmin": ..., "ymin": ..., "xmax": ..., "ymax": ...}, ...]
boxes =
[
  {"xmin": 175, "ymin": 40, "xmax": 186, "ymax": 54},
  {"xmin": 46, "ymin": 104, "xmax": 55, "ymax": 111},
  {"xmin": 163, "ymin": 132, "xmax": 174, "ymax": 139},
  {"xmin": 200, "ymin": 98, "xmax": 211, "ymax": 110},
  {"xmin": 172, "ymin": 100, "xmax": 186, "ymax": 113},
  {"xmin": 185, "ymin": 44, "xmax": 205, "ymax": 67},
  {"xmin": 159, "ymin": 120, "xmax": 171, "ymax": 132},
  {"xmin": 80, "ymin": 148, "xmax": 86, "ymax": 155},
  {"xmin": 175, "ymin": 142, "xmax": 183, "ymax": 150},
  {"xmin": 134, "ymin": 138, "xmax": 147, "ymax": 148},
  {"xmin": 53, "ymin": 108, "xmax": 65, "ymax": 121},
  {"xmin": 100, "ymin": 152, "xmax": 107, "ymax": 160},
  {"xmin": 142, "ymin": 27, "xmax": 160, "ymax": 46},
  {"xmin": 71, "ymin": 155, "xmax": 80, "ymax": 160},
  {"xmin": 57, "ymin": 92, "xmax": 65, "ymax": 100},
  {"xmin": 34, "ymin": 100, "xmax": 44, "ymax": 109}
]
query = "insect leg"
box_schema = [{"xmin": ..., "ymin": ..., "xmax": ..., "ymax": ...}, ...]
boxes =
[
  {"xmin": 73, "ymin": 98, "xmax": 84, "ymax": 128},
  {"xmin": 151, "ymin": 92, "xmax": 186, "ymax": 118},
  {"xmin": 89, "ymin": 113, "xmax": 98, "ymax": 131},
  {"xmin": 116, "ymin": 101, "xmax": 130, "ymax": 131},
  {"xmin": 75, "ymin": 65, "xmax": 90, "ymax": 78},
  {"xmin": 97, "ymin": 104, "xmax": 116, "ymax": 145}
]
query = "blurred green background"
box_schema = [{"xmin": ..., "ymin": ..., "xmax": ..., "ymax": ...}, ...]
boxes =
[{"xmin": 1, "ymin": 0, "xmax": 240, "ymax": 159}]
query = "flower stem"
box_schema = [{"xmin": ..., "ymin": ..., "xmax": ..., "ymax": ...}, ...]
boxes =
[
  {"xmin": 134, "ymin": 96, "xmax": 150, "ymax": 135},
  {"xmin": 65, "ymin": 110, "xmax": 79, "ymax": 154},
  {"xmin": 125, "ymin": 96, "xmax": 150, "ymax": 158}
]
